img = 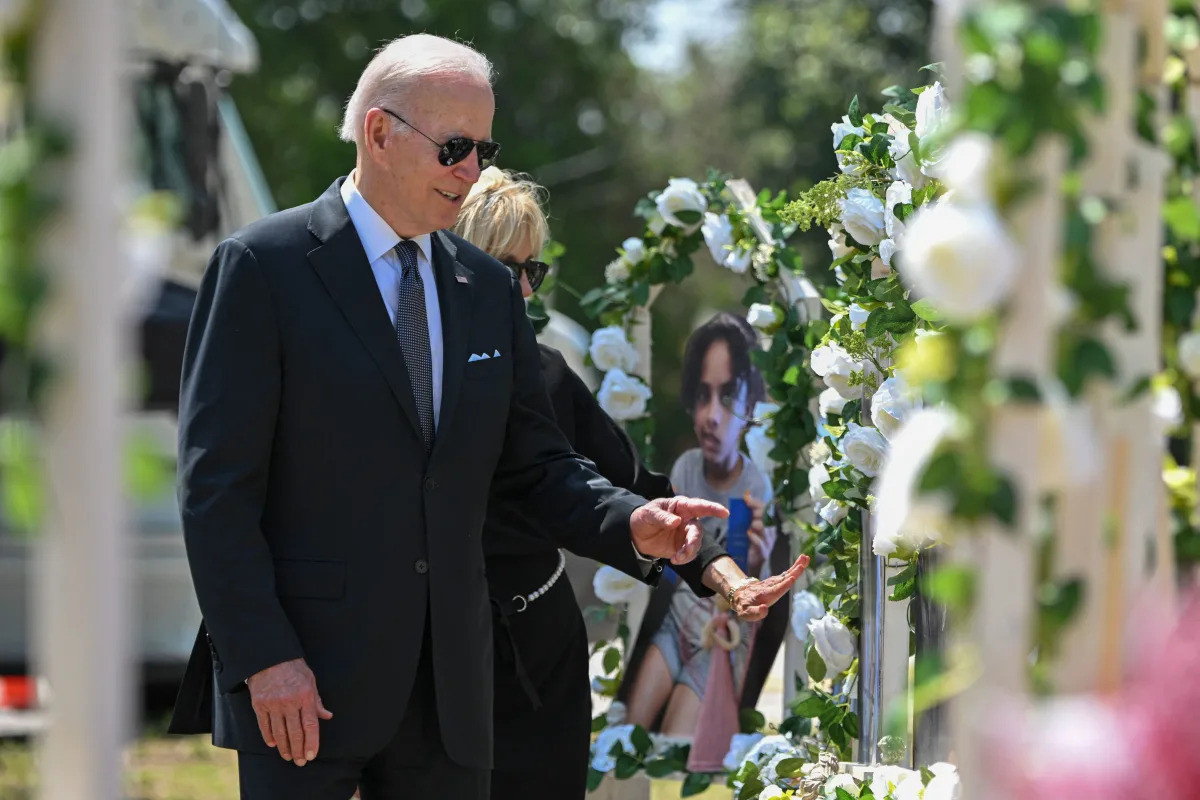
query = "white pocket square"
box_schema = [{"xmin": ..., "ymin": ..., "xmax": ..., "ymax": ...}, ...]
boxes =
[{"xmin": 468, "ymin": 350, "xmax": 502, "ymax": 363}]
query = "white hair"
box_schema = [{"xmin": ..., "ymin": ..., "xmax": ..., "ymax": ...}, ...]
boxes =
[{"xmin": 338, "ymin": 34, "xmax": 495, "ymax": 146}]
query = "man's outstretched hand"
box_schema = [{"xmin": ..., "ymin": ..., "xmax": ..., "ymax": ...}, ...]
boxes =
[
  {"xmin": 731, "ymin": 554, "xmax": 811, "ymax": 621},
  {"xmin": 629, "ymin": 496, "xmax": 729, "ymax": 565}
]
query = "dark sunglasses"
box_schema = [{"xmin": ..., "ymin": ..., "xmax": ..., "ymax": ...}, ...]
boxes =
[
  {"xmin": 504, "ymin": 259, "xmax": 550, "ymax": 292},
  {"xmin": 380, "ymin": 108, "xmax": 501, "ymax": 168}
]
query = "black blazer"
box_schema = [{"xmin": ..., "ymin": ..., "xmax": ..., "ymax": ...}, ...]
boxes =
[{"xmin": 168, "ymin": 178, "xmax": 654, "ymax": 769}]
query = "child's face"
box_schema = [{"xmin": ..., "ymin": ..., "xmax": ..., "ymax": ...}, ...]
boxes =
[{"xmin": 691, "ymin": 339, "xmax": 749, "ymax": 470}]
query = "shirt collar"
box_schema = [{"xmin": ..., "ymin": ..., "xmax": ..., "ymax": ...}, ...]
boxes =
[{"xmin": 340, "ymin": 171, "xmax": 433, "ymax": 267}]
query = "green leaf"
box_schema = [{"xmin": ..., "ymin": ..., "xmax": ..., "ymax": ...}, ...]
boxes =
[
  {"xmin": 673, "ymin": 209, "xmax": 703, "ymax": 226},
  {"xmin": 630, "ymin": 281, "xmax": 651, "ymax": 306},
  {"xmin": 848, "ymin": 94, "xmax": 863, "ymax": 126},
  {"xmin": 614, "ymin": 753, "xmax": 641, "ymax": 780},
  {"xmin": 842, "ymin": 711, "xmax": 860, "ymax": 739},
  {"xmin": 587, "ymin": 768, "xmax": 606, "ymax": 791},
  {"xmin": 643, "ymin": 758, "xmax": 676, "ymax": 778},
  {"xmin": 921, "ymin": 565, "xmax": 977, "ymax": 612},
  {"xmin": 631, "ymin": 724, "xmax": 653, "ymax": 756},
  {"xmin": 682, "ymin": 772, "xmax": 715, "ymax": 797},
  {"xmin": 602, "ymin": 647, "xmax": 621, "ymax": 675},
  {"xmin": 775, "ymin": 757, "xmax": 808, "ymax": 778},
  {"xmin": 836, "ymin": 788, "xmax": 859, "ymax": 800},
  {"xmin": 591, "ymin": 714, "xmax": 608, "ymax": 733},
  {"xmin": 793, "ymin": 693, "xmax": 828, "ymax": 717},
  {"xmin": 1164, "ymin": 196, "xmax": 1200, "ymax": 241},
  {"xmin": 1039, "ymin": 577, "xmax": 1085, "ymax": 628},
  {"xmin": 871, "ymin": 121, "xmax": 891, "ymax": 135},
  {"xmin": 910, "ymin": 299, "xmax": 941, "ymax": 322},
  {"xmin": 736, "ymin": 775, "xmax": 765, "ymax": 800},
  {"xmin": 990, "ymin": 475, "xmax": 1018, "ymax": 527},
  {"xmin": 739, "ymin": 708, "xmax": 766, "ymax": 733},
  {"xmin": 806, "ymin": 643, "xmax": 827, "ymax": 681}
]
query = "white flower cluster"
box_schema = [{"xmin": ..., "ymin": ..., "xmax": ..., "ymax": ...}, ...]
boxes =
[{"xmin": 589, "ymin": 325, "xmax": 652, "ymax": 422}]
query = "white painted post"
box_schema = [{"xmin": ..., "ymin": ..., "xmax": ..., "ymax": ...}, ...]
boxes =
[
  {"xmin": 1052, "ymin": 0, "xmax": 1138, "ymax": 694},
  {"xmin": 31, "ymin": 1, "xmax": 131, "ymax": 799}
]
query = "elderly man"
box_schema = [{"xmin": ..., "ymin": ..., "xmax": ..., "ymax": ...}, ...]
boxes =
[{"xmin": 168, "ymin": 32, "xmax": 730, "ymax": 799}]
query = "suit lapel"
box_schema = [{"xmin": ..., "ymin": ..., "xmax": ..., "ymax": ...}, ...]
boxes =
[
  {"xmin": 306, "ymin": 178, "xmax": 424, "ymax": 445},
  {"xmin": 431, "ymin": 230, "xmax": 473, "ymax": 458}
]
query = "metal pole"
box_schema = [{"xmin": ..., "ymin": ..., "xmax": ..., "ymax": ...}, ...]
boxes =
[
  {"xmin": 33, "ymin": 0, "xmax": 131, "ymax": 798},
  {"xmin": 912, "ymin": 547, "xmax": 951, "ymax": 764},
  {"xmin": 857, "ymin": 507, "xmax": 885, "ymax": 763}
]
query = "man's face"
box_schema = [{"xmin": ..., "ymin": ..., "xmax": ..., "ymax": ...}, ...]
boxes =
[
  {"xmin": 691, "ymin": 338, "xmax": 748, "ymax": 470},
  {"xmin": 366, "ymin": 74, "xmax": 495, "ymax": 237}
]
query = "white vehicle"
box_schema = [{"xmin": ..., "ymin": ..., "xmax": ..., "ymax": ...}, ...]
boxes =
[{"xmin": 0, "ymin": 0, "xmax": 274, "ymax": 693}]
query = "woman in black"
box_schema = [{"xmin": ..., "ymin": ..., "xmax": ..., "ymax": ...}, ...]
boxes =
[{"xmin": 452, "ymin": 168, "xmax": 808, "ymax": 799}]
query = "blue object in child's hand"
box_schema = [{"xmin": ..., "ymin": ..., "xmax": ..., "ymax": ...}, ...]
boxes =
[{"xmin": 725, "ymin": 497, "xmax": 752, "ymax": 573}]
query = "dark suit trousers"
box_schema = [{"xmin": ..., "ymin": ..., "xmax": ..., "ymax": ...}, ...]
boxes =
[{"xmin": 237, "ymin": 616, "xmax": 488, "ymax": 800}]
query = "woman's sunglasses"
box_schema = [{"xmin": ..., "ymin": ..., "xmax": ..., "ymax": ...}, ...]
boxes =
[
  {"xmin": 505, "ymin": 259, "xmax": 550, "ymax": 292},
  {"xmin": 380, "ymin": 108, "xmax": 501, "ymax": 168}
]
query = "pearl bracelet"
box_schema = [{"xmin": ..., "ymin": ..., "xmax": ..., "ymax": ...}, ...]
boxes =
[{"xmin": 511, "ymin": 550, "xmax": 567, "ymax": 613}]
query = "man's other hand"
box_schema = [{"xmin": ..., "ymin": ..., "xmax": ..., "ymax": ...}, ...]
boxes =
[
  {"xmin": 247, "ymin": 658, "xmax": 334, "ymax": 766},
  {"xmin": 630, "ymin": 496, "xmax": 729, "ymax": 565}
]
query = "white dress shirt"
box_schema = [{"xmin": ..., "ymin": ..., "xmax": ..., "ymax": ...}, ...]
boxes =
[{"xmin": 340, "ymin": 173, "xmax": 444, "ymax": 429}]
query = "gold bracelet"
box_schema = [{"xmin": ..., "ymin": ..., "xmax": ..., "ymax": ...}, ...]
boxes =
[{"xmin": 726, "ymin": 577, "xmax": 758, "ymax": 606}]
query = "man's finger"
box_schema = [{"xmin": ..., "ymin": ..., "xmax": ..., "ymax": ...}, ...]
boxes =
[
  {"xmin": 269, "ymin": 712, "xmax": 291, "ymax": 761},
  {"xmin": 300, "ymin": 704, "xmax": 321, "ymax": 763},
  {"xmin": 670, "ymin": 497, "xmax": 729, "ymax": 520},
  {"xmin": 284, "ymin": 707, "xmax": 307, "ymax": 766},
  {"xmin": 255, "ymin": 707, "xmax": 276, "ymax": 748},
  {"xmin": 316, "ymin": 694, "xmax": 334, "ymax": 721},
  {"xmin": 670, "ymin": 523, "xmax": 703, "ymax": 565}
]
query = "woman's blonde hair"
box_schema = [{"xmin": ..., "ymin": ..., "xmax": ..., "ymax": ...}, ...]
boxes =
[{"xmin": 453, "ymin": 167, "xmax": 550, "ymax": 261}]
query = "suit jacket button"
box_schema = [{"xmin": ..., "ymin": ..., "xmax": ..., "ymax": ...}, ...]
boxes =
[
  {"xmin": 423, "ymin": 477, "xmax": 437, "ymax": 493},
  {"xmin": 414, "ymin": 559, "xmax": 429, "ymax": 574}
]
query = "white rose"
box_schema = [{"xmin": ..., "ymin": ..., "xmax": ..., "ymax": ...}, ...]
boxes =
[
  {"xmin": 591, "ymin": 724, "xmax": 636, "ymax": 772},
  {"xmin": 592, "ymin": 565, "xmax": 639, "ymax": 604},
  {"xmin": 761, "ymin": 752, "xmax": 801, "ymax": 788},
  {"xmin": 598, "ymin": 369, "xmax": 652, "ymax": 421},
  {"xmin": 1153, "ymin": 384, "xmax": 1184, "ymax": 434},
  {"xmin": 701, "ymin": 212, "xmax": 752, "ymax": 273},
  {"xmin": 722, "ymin": 732, "xmax": 765, "ymax": 772},
  {"xmin": 781, "ymin": 270, "xmax": 823, "ymax": 322},
  {"xmin": 898, "ymin": 201, "xmax": 1018, "ymax": 325},
  {"xmin": 826, "ymin": 774, "xmax": 859, "ymax": 794},
  {"xmin": 871, "ymin": 376, "xmax": 914, "ymax": 440},
  {"xmin": 819, "ymin": 387, "xmax": 848, "ymax": 418},
  {"xmin": 808, "ymin": 614, "xmax": 857, "ymax": 675},
  {"xmin": 748, "ymin": 303, "xmax": 781, "ymax": 330},
  {"xmin": 884, "ymin": 180, "xmax": 913, "ymax": 241},
  {"xmin": 589, "ymin": 326, "xmax": 639, "ymax": 373},
  {"xmin": 832, "ymin": 115, "xmax": 867, "ymax": 175},
  {"xmin": 605, "ymin": 701, "xmax": 628, "ymax": 726},
  {"xmin": 810, "ymin": 342, "xmax": 859, "ymax": 399},
  {"xmin": 839, "ymin": 188, "xmax": 887, "ymax": 246},
  {"xmin": 893, "ymin": 771, "xmax": 926, "ymax": 800},
  {"xmin": 829, "ymin": 223, "xmax": 854, "ymax": 259},
  {"xmin": 605, "ymin": 258, "xmax": 630, "ymax": 284},
  {"xmin": 818, "ymin": 497, "xmax": 849, "ymax": 526},
  {"xmin": 811, "ymin": 459, "xmax": 848, "ymax": 525},
  {"xmin": 883, "ymin": 113, "xmax": 928, "ymax": 189},
  {"xmin": 745, "ymin": 425, "xmax": 777, "ymax": 478},
  {"xmin": 1180, "ymin": 331, "xmax": 1200, "ymax": 379},
  {"xmin": 648, "ymin": 209, "xmax": 668, "ymax": 236},
  {"xmin": 758, "ymin": 785, "xmax": 786, "ymax": 800},
  {"xmin": 848, "ymin": 304, "xmax": 870, "ymax": 331},
  {"xmin": 924, "ymin": 763, "xmax": 962, "ymax": 800},
  {"xmin": 834, "ymin": 265, "xmax": 848, "ymax": 285},
  {"xmin": 741, "ymin": 735, "xmax": 795, "ymax": 774},
  {"xmin": 621, "ymin": 237, "xmax": 646, "ymax": 265},
  {"xmin": 938, "ymin": 132, "xmax": 994, "ymax": 204},
  {"xmin": 878, "ymin": 238, "xmax": 898, "ymax": 269},
  {"xmin": 872, "ymin": 408, "xmax": 959, "ymax": 557},
  {"xmin": 655, "ymin": 177, "xmax": 707, "ymax": 233},
  {"xmin": 790, "ymin": 590, "xmax": 825, "ymax": 642},
  {"xmin": 842, "ymin": 422, "xmax": 889, "ymax": 477},
  {"xmin": 915, "ymin": 82, "xmax": 951, "ymax": 176}
]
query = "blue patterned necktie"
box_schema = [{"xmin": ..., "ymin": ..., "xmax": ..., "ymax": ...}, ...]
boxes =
[{"xmin": 394, "ymin": 240, "xmax": 435, "ymax": 452}]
